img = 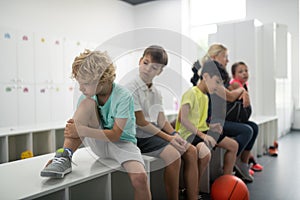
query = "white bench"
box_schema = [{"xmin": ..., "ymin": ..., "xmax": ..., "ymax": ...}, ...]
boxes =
[
  {"xmin": 0, "ymin": 147, "xmax": 166, "ymax": 200},
  {"xmin": 250, "ymin": 115, "xmax": 278, "ymax": 157}
]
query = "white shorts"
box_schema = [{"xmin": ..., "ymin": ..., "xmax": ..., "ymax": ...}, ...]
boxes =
[{"xmin": 83, "ymin": 138, "xmax": 145, "ymax": 167}]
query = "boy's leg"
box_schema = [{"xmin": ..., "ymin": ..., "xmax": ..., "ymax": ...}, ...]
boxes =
[
  {"xmin": 123, "ymin": 160, "xmax": 151, "ymax": 200},
  {"xmin": 107, "ymin": 141, "xmax": 151, "ymax": 200},
  {"xmin": 41, "ymin": 99, "xmax": 99, "ymax": 178},
  {"xmin": 181, "ymin": 145, "xmax": 198, "ymax": 200},
  {"xmin": 196, "ymin": 142, "xmax": 211, "ymax": 189},
  {"xmin": 217, "ymin": 137, "xmax": 238, "ymax": 174},
  {"xmin": 137, "ymin": 129, "xmax": 181, "ymax": 200},
  {"xmin": 40, "ymin": 138, "xmax": 83, "ymax": 178},
  {"xmin": 159, "ymin": 144, "xmax": 181, "ymax": 200}
]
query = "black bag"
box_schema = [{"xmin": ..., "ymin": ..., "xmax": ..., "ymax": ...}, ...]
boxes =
[{"xmin": 226, "ymin": 100, "xmax": 252, "ymax": 122}]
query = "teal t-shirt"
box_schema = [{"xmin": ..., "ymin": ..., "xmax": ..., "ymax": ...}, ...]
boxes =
[{"xmin": 77, "ymin": 83, "xmax": 137, "ymax": 144}]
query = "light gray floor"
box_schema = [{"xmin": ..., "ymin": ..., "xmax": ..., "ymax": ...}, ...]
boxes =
[{"xmin": 247, "ymin": 130, "xmax": 300, "ymax": 200}]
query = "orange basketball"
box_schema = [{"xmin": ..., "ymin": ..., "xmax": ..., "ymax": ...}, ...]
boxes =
[{"xmin": 211, "ymin": 175, "xmax": 249, "ymax": 200}]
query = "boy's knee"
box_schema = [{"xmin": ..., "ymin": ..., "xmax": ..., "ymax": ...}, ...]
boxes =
[
  {"xmin": 231, "ymin": 140, "xmax": 239, "ymax": 153},
  {"xmin": 185, "ymin": 145, "xmax": 198, "ymax": 159},
  {"xmin": 164, "ymin": 144, "xmax": 181, "ymax": 158},
  {"xmin": 197, "ymin": 143, "xmax": 211, "ymax": 159},
  {"xmin": 130, "ymin": 172, "xmax": 148, "ymax": 189},
  {"xmin": 160, "ymin": 145, "xmax": 181, "ymax": 166}
]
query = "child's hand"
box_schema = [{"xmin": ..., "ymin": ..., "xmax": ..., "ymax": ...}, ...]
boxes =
[
  {"xmin": 203, "ymin": 134, "xmax": 216, "ymax": 150},
  {"xmin": 209, "ymin": 123, "xmax": 223, "ymax": 134},
  {"xmin": 239, "ymin": 90, "xmax": 250, "ymax": 107},
  {"xmin": 64, "ymin": 118, "xmax": 80, "ymax": 139},
  {"xmin": 170, "ymin": 134, "xmax": 187, "ymax": 154}
]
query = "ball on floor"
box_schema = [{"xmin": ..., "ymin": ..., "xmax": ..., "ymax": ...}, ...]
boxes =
[{"xmin": 211, "ymin": 175, "xmax": 249, "ymax": 200}]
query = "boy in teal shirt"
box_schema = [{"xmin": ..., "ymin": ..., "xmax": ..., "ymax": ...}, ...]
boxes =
[{"xmin": 41, "ymin": 50, "xmax": 151, "ymax": 200}]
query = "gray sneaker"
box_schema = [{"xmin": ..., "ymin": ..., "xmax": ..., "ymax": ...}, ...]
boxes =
[
  {"xmin": 41, "ymin": 148, "xmax": 72, "ymax": 178},
  {"xmin": 235, "ymin": 159, "xmax": 254, "ymax": 182}
]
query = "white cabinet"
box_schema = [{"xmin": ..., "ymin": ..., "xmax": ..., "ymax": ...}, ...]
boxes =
[
  {"xmin": 0, "ymin": 28, "xmax": 17, "ymax": 83},
  {"xmin": 0, "ymin": 83, "xmax": 18, "ymax": 127},
  {"xmin": 0, "ymin": 29, "xmax": 35, "ymax": 127},
  {"xmin": 0, "ymin": 27, "xmax": 87, "ymax": 128},
  {"xmin": 0, "ymin": 125, "xmax": 65, "ymax": 163}
]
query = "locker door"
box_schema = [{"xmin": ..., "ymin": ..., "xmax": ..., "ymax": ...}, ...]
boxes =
[
  {"xmin": 51, "ymin": 84, "xmax": 72, "ymax": 122},
  {"xmin": 34, "ymin": 33, "xmax": 51, "ymax": 84},
  {"xmin": 35, "ymin": 84, "xmax": 51, "ymax": 124},
  {"xmin": 18, "ymin": 84, "xmax": 35, "ymax": 126},
  {"xmin": 17, "ymin": 31, "xmax": 35, "ymax": 126},
  {"xmin": 0, "ymin": 29, "xmax": 17, "ymax": 84},
  {"xmin": 17, "ymin": 31, "xmax": 34, "ymax": 83},
  {"xmin": 50, "ymin": 37, "xmax": 64, "ymax": 83},
  {"xmin": 0, "ymin": 84, "xmax": 18, "ymax": 127}
]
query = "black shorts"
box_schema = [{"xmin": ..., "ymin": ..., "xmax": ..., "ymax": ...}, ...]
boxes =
[{"xmin": 136, "ymin": 127, "xmax": 169, "ymax": 157}]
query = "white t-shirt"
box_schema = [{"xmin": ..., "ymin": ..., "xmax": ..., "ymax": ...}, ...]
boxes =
[{"xmin": 126, "ymin": 76, "xmax": 164, "ymax": 124}]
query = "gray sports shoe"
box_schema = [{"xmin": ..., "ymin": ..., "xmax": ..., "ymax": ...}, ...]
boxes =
[
  {"xmin": 235, "ymin": 159, "xmax": 254, "ymax": 182},
  {"xmin": 40, "ymin": 148, "xmax": 72, "ymax": 178}
]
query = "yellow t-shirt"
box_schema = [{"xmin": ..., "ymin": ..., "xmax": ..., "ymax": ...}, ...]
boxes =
[{"xmin": 176, "ymin": 86, "xmax": 209, "ymax": 140}]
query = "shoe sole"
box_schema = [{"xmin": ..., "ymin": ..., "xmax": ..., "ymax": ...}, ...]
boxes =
[
  {"xmin": 234, "ymin": 165, "xmax": 253, "ymax": 182},
  {"xmin": 40, "ymin": 168, "xmax": 72, "ymax": 178},
  {"xmin": 251, "ymin": 168, "xmax": 263, "ymax": 172}
]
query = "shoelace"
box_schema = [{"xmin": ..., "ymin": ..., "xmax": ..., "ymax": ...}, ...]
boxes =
[
  {"xmin": 52, "ymin": 156, "xmax": 68, "ymax": 164},
  {"xmin": 52, "ymin": 154, "xmax": 78, "ymax": 166}
]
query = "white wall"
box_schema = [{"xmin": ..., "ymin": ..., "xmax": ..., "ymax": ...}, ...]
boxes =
[
  {"xmin": 0, "ymin": 0, "xmax": 135, "ymax": 44},
  {"xmin": 246, "ymin": 0, "xmax": 299, "ymax": 131},
  {"xmin": 133, "ymin": 0, "xmax": 186, "ymax": 110}
]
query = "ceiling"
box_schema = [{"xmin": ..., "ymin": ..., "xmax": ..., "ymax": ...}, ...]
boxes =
[{"xmin": 120, "ymin": 0, "xmax": 156, "ymax": 5}]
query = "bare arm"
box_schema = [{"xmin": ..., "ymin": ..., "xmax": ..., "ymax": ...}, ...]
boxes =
[
  {"xmin": 135, "ymin": 110, "xmax": 173, "ymax": 142},
  {"xmin": 135, "ymin": 110, "xmax": 187, "ymax": 152},
  {"xmin": 179, "ymin": 104, "xmax": 216, "ymax": 148},
  {"xmin": 227, "ymin": 82, "xmax": 251, "ymax": 107},
  {"xmin": 179, "ymin": 104, "xmax": 206, "ymax": 139},
  {"xmin": 221, "ymin": 86, "xmax": 244, "ymax": 102},
  {"xmin": 157, "ymin": 112, "xmax": 175, "ymax": 134}
]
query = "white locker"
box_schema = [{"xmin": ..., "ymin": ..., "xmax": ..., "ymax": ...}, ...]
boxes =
[
  {"xmin": 16, "ymin": 32, "xmax": 34, "ymax": 83},
  {"xmin": 34, "ymin": 33, "xmax": 51, "ymax": 84},
  {"xmin": 0, "ymin": 84, "xmax": 18, "ymax": 127},
  {"xmin": 51, "ymin": 83, "xmax": 74, "ymax": 122},
  {"xmin": 16, "ymin": 31, "xmax": 35, "ymax": 126},
  {"xmin": 35, "ymin": 84, "xmax": 51, "ymax": 124},
  {"xmin": 49, "ymin": 37, "xmax": 64, "ymax": 83},
  {"xmin": 0, "ymin": 29, "xmax": 17, "ymax": 83}
]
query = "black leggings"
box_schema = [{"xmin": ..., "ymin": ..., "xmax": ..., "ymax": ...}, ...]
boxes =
[{"xmin": 223, "ymin": 120, "xmax": 259, "ymax": 155}]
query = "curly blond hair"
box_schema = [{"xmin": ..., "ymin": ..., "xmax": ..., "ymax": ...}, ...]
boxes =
[{"xmin": 72, "ymin": 49, "xmax": 116, "ymax": 84}]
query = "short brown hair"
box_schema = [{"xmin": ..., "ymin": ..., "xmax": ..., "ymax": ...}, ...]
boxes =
[{"xmin": 142, "ymin": 45, "xmax": 168, "ymax": 66}]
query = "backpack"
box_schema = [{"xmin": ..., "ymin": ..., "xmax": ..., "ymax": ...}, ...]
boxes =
[
  {"xmin": 226, "ymin": 100, "xmax": 252, "ymax": 122},
  {"xmin": 226, "ymin": 84, "xmax": 252, "ymax": 123}
]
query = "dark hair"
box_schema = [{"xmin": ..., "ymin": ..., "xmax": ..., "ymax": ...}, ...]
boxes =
[
  {"xmin": 190, "ymin": 60, "xmax": 230, "ymax": 85},
  {"xmin": 190, "ymin": 60, "xmax": 201, "ymax": 86},
  {"xmin": 143, "ymin": 45, "xmax": 168, "ymax": 66},
  {"xmin": 231, "ymin": 61, "xmax": 247, "ymax": 76}
]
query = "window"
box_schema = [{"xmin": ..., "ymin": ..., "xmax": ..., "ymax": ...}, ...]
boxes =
[{"xmin": 190, "ymin": 0, "xmax": 246, "ymax": 26}]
